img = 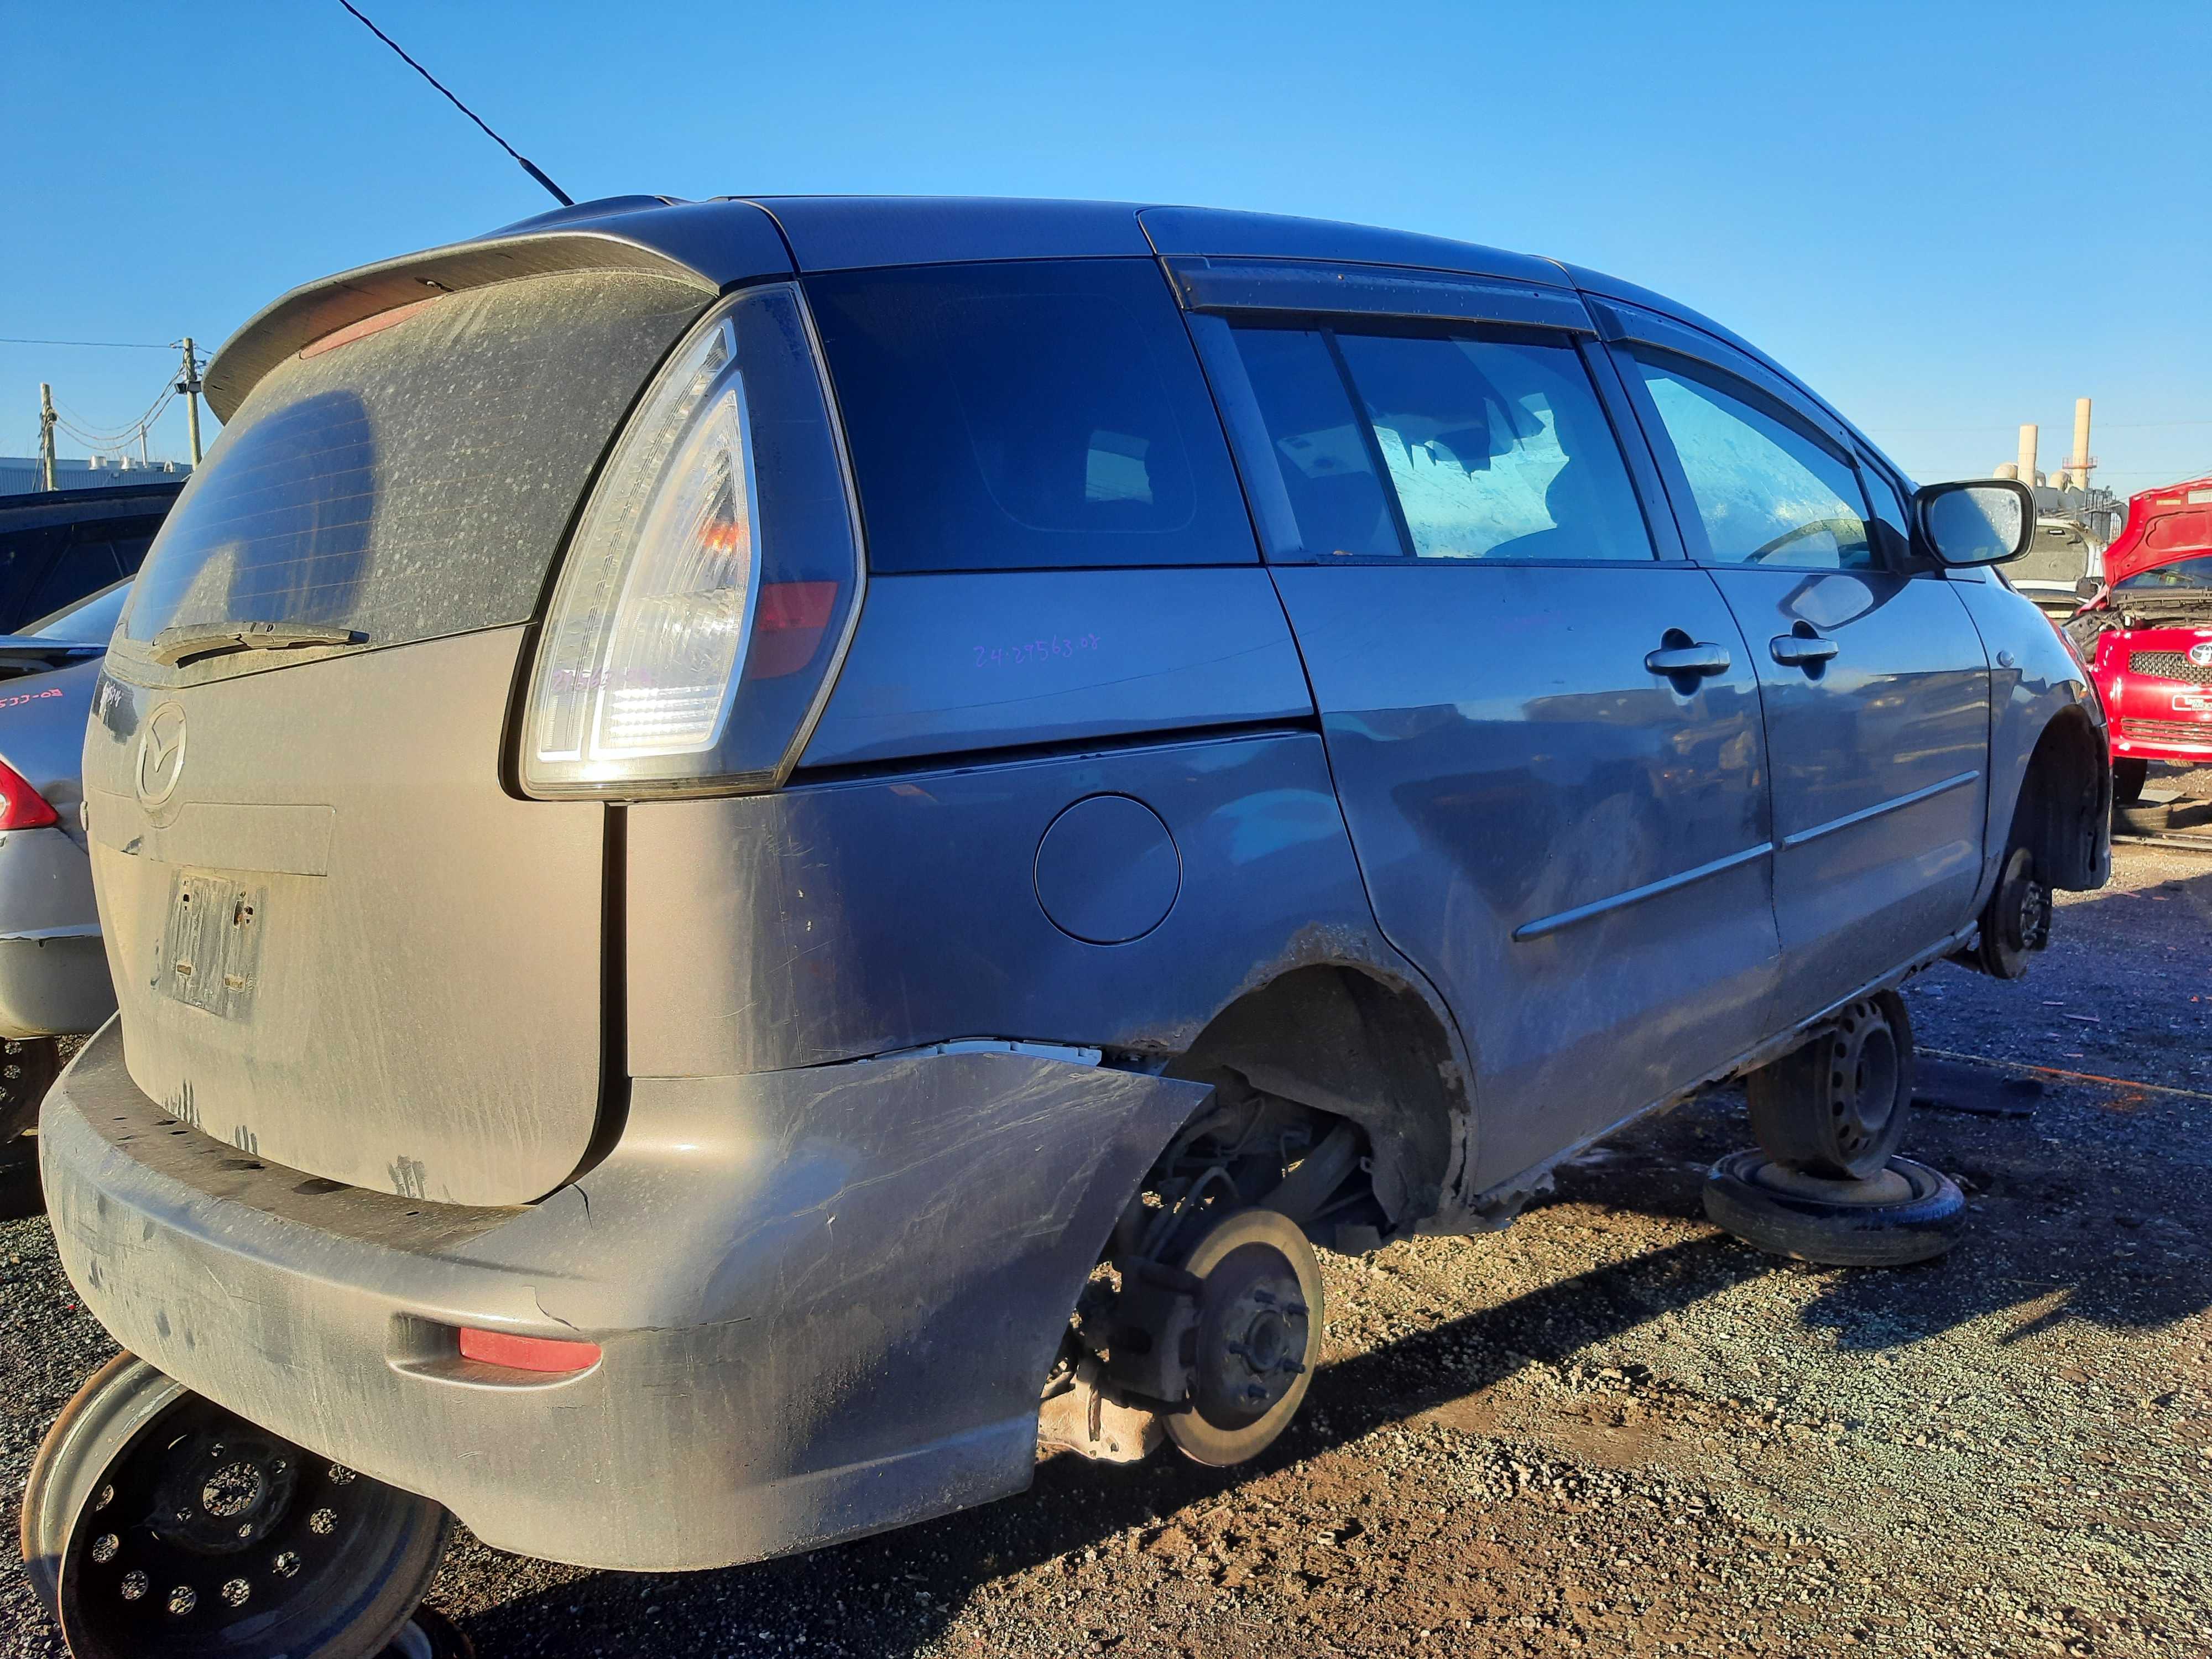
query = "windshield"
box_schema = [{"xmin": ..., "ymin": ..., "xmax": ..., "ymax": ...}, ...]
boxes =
[
  {"xmin": 25, "ymin": 576, "xmax": 132, "ymax": 643},
  {"xmin": 2116, "ymin": 553, "xmax": 2212, "ymax": 593}
]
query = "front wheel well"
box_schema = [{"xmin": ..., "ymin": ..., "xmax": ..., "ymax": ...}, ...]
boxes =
[{"xmin": 2009, "ymin": 706, "xmax": 2107, "ymax": 891}]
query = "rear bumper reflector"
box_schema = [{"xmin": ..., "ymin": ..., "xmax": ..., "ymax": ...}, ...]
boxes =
[{"xmin": 457, "ymin": 1327, "xmax": 602, "ymax": 1374}]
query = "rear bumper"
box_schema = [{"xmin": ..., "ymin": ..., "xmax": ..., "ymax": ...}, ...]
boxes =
[
  {"xmin": 42, "ymin": 1024, "xmax": 1205, "ymax": 1571},
  {"xmin": 0, "ymin": 826, "xmax": 112, "ymax": 1039}
]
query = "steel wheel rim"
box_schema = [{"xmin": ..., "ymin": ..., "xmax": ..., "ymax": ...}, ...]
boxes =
[{"xmin": 56, "ymin": 1390, "xmax": 444, "ymax": 1659}]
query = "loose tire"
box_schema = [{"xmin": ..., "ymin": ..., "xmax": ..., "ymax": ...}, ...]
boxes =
[
  {"xmin": 0, "ymin": 1034, "xmax": 61, "ymax": 1143},
  {"xmin": 2112, "ymin": 758, "xmax": 2148, "ymax": 805},
  {"xmin": 1745, "ymin": 992, "xmax": 1915, "ymax": 1180},
  {"xmin": 23, "ymin": 1353, "xmax": 451, "ymax": 1659},
  {"xmin": 1703, "ymin": 1149, "xmax": 1965, "ymax": 1267},
  {"xmin": 1162, "ymin": 1208, "xmax": 1324, "ymax": 1468}
]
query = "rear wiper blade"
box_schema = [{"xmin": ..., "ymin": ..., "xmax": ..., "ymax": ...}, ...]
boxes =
[{"xmin": 148, "ymin": 621, "xmax": 366, "ymax": 667}]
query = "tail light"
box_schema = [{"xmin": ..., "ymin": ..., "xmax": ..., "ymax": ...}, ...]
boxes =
[
  {"xmin": 0, "ymin": 758, "xmax": 59, "ymax": 831},
  {"xmin": 521, "ymin": 283, "xmax": 863, "ymax": 796}
]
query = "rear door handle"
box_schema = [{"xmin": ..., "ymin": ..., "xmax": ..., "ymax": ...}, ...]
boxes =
[
  {"xmin": 1770, "ymin": 632, "xmax": 1840, "ymax": 667},
  {"xmin": 1644, "ymin": 642, "xmax": 1732, "ymax": 677}
]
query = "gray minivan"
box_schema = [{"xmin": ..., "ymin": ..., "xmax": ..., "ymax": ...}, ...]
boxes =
[{"xmin": 25, "ymin": 197, "xmax": 2107, "ymax": 1653}]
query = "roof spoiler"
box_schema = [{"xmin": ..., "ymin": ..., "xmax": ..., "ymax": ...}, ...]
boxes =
[
  {"xmin": 203, "ymin": 200, "xmax": 800, "ymax": 421},
  {"xmin": 202, "ymin": 232, "xmax": 717, "ymax": 421}
]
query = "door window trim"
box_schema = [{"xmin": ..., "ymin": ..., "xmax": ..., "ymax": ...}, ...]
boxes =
[
  {"xmin": 1181, "ymin": 303, "xmax": 1684, "ymax": 567},
  {"xmin": 1609, "ymin": 342, "xmax": 1890, "ymax": 574}
]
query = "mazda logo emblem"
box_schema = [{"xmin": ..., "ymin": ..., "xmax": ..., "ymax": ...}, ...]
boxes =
[{"xmin": 135, "ymin": 702, "xmax": 188, "ymax": 809}]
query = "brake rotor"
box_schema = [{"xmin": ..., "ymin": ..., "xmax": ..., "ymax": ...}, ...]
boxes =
[{"xmin": 1163, "ymin": 1208, "xmax": 1324, "ymax": 1468}]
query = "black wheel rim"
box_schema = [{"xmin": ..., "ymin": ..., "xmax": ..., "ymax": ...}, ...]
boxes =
[{"xmin": 58, "ymin": 1392, "xmax": 442, "ymax": 1659}]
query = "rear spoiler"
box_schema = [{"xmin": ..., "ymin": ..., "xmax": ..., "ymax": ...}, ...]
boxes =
[{"xmin": 205, "ymin": 199, "xmax": 797, "ymax": 421}]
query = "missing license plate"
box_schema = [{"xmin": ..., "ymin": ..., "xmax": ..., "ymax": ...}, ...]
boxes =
[{"xmin": 158, "ymin": 871, "xmax": 265, "ymax": 1019}]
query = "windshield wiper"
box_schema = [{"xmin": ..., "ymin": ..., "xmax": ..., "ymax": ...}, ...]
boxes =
[{"xmin": 147, "ymin": 620, "xmax": 367, "ymax": 667}]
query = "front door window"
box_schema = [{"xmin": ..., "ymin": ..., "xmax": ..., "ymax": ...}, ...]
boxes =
[{"xmin": 1635, "ymin": 358, "xmax": 1872, "ymax": 571}]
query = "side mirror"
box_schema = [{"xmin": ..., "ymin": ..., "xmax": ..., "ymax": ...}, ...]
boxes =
[
  {"xmin": 1914, "ymin": 478, "xmax": 2034, "ymax": 566},
  {"xmin": 2075, "ymin": 576, "xmax": 2101, "ymax": 601}
]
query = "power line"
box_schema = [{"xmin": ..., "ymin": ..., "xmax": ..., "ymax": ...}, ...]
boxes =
[
  {"xmin": 0, "ymin": 336, "xmax": 179, "ymax": 350},
  {"xmin": 335, "ymin": 1, "xmax": 573, "ymax": 207}
]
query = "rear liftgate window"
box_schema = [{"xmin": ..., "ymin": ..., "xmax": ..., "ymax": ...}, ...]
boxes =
[
  {"xmin": 805, "ymin": 258, "xmax": 1254, "ymax": 572},
  {"xmin": 120, "ymin": 270, "xmax": 712, "ymax": 666}
]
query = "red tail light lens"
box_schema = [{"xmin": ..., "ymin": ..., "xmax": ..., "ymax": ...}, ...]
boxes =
[
  {"xmin": 456, "ymin": 1327, "xmax": 602, "ymax": 1374},
  {"xmin": 0, "ymin": 759, "xmax": 59, "ymax": 831}
]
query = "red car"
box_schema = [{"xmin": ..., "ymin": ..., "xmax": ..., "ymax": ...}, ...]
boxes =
[{"xmin": 2071, "ymin": 475, "xmax": 2212, "ymax": 801}]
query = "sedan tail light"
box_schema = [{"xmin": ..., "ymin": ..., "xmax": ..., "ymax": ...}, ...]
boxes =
[
  {"xmin": 521, "ymin": 283, "xmax": 864, "ymax": 797},
  {"xmin": 0, "ymin": 758, "xmax": 59, "ymax": 831}
]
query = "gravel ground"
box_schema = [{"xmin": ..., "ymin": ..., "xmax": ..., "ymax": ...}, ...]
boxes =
[{"xmin": 2, "ymin": 831, "xmax": 2207, "ymax": 1658}]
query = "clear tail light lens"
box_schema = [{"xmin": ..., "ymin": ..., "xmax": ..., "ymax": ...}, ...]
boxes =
[{"xmin": 521, "ymin": 283, "xmax": 863, "ymax": 796}]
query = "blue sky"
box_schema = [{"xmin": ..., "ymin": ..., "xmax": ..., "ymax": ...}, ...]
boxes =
[{"xmin": 7, "ymin": 1, "xmax": 2208, "ymax": 491}]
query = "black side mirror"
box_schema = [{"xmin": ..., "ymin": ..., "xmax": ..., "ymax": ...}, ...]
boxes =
[
  {"xmin": 1914, "ymin": 478, "xmax": 2035, "ymax": 566},
  {"xmin": 2075, "ymin": 576, "xmax": 2101, "ymax": 601}
]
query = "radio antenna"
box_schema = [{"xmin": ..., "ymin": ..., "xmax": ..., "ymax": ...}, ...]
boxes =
[{"xmin": 335, "ymin": 1, "xmax": 574, "ymax": 207}]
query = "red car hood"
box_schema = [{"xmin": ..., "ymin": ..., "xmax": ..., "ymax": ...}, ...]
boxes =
[{"xmin": 2103, "ymin": 478, "xmax": 2212, "ymax": 587}]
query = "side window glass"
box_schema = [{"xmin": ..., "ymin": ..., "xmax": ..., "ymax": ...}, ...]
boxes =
[
  {"xmin": 1636, "ymin": 358, "xmax": 1872, "ymax": 570},
  {"xmin": 1334, "ymin": 332, "xmax": 1653, "ymax": 561},
  {"xmin": 806, "ymin": 259, "xmax": 1254, "ymax": 573},
  {"xmin": 1225, "ymin": 327, "xmax": 1401, "ymax": 559}
]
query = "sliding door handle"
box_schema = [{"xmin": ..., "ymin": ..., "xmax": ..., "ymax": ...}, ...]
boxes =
[
  {"xmin": 1645, "ymin": 642, "xmax": 1732, "ymax": 677},
  {"xmin": 1770, "ymin": 632, "xmax": 1840, "ymax": 668}
]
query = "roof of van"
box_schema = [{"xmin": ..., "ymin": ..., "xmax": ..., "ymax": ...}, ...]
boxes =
[{"xmin": 208, "ymin": 195, "xmax": 1861, "ymax": 471}]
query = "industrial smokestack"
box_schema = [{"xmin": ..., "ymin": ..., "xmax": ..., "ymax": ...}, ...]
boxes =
[
  {"xmin": 2070, "ymin": 398, "xmax": 2092, "ymax": 485},
  {"xmin": 2018, "ymin": 424, "xmax": 2039, "ymax": 488}
]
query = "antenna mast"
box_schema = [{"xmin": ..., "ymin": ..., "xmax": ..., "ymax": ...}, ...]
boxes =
[{"xmin": 335, "ymin": 2, "xmax": 573, "ymax": 207}]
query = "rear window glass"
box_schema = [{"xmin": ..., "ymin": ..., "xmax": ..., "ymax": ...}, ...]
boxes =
[
  {"xmin": 2013, "ymin": 522, "xmax": 2094, "ymax": 585},
  {"xmin": 122, "ymin": 270, "xmax": 707, "ymax": 659},
  {"xmin": 806, "ymin": 259, "xmax": 1254, "ymax": 572},
  {"xmin": 28, "ymin": 577, "xmax": 132, "ymax": 643}
]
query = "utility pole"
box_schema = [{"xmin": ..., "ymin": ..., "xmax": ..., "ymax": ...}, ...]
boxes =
[
  {"xmin": 38, "ymin": 383, "xmax": 57, "ymax": 491},
  {"xmin": 176, "ymin": 338, "xmax": 204, "ymax": 466}
]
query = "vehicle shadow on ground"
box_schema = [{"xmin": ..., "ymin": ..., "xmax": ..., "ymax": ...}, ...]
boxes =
[
  {"xmin": 458, "ymin": 1235, "xmax": 1770, "ymax": 1655},
  {"xmin": 456, "ymin": 1073, "xmax": 2212, "ymax": 1656}
]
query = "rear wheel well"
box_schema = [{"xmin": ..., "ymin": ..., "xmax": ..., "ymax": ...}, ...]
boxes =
[
  {"xmin": 1163, "ymin": 964, "xmax": 1465, "ymax": 1240},
  {"xmin": 2010, "ymin": 707, "xmax": 2106, "ymax": 891}
]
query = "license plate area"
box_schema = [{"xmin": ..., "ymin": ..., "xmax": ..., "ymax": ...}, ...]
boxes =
[{"xmin": 158, "ymin": 871, "xmax": 265, "ymax": 1020}]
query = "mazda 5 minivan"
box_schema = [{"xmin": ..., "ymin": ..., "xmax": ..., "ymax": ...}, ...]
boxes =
[{"xmin": 24, "ymin": 197, "xmax": 2108, "ymax": 1655}]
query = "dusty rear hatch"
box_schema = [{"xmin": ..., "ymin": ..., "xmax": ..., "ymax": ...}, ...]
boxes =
[{"xmin": 84, "ymin": 263, "xmax": 718, "ymax": 1204}]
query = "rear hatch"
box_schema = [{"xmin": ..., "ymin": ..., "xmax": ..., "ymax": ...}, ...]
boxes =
[{"xmin": 84, "ymin": 263, "xmax": 716, "ymax": 1204}]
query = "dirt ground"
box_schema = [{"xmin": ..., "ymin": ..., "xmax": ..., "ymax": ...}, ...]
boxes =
[{"xmin": 2, "ymin": 832, "xmax": 2207, "ymax": 1658}]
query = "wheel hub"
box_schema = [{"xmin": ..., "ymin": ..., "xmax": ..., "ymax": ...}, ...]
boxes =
[
  {"xmin": 1190, "ymin": 1247, "xmax": 1310, "ymax": 1430},
  {"xmin": 149, "ymin": 1428, "xmax": 299, "ymax": 1553}
]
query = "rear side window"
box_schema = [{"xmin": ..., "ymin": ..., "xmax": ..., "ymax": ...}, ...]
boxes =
[
  {"xmin": 1225, "ymin": 322, "xmax": 1652, "ymax": 562},
  {"xmin": 1634, "ymin": 356, "xmax": 1872, "ymax": 571},
  {"xmin": 806, "ymin": 259, "xmax": 1254, "ymax": 572},
  {"xmin": 121, "ymin": 270, "xmax": 709, "ymax": 659}
]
